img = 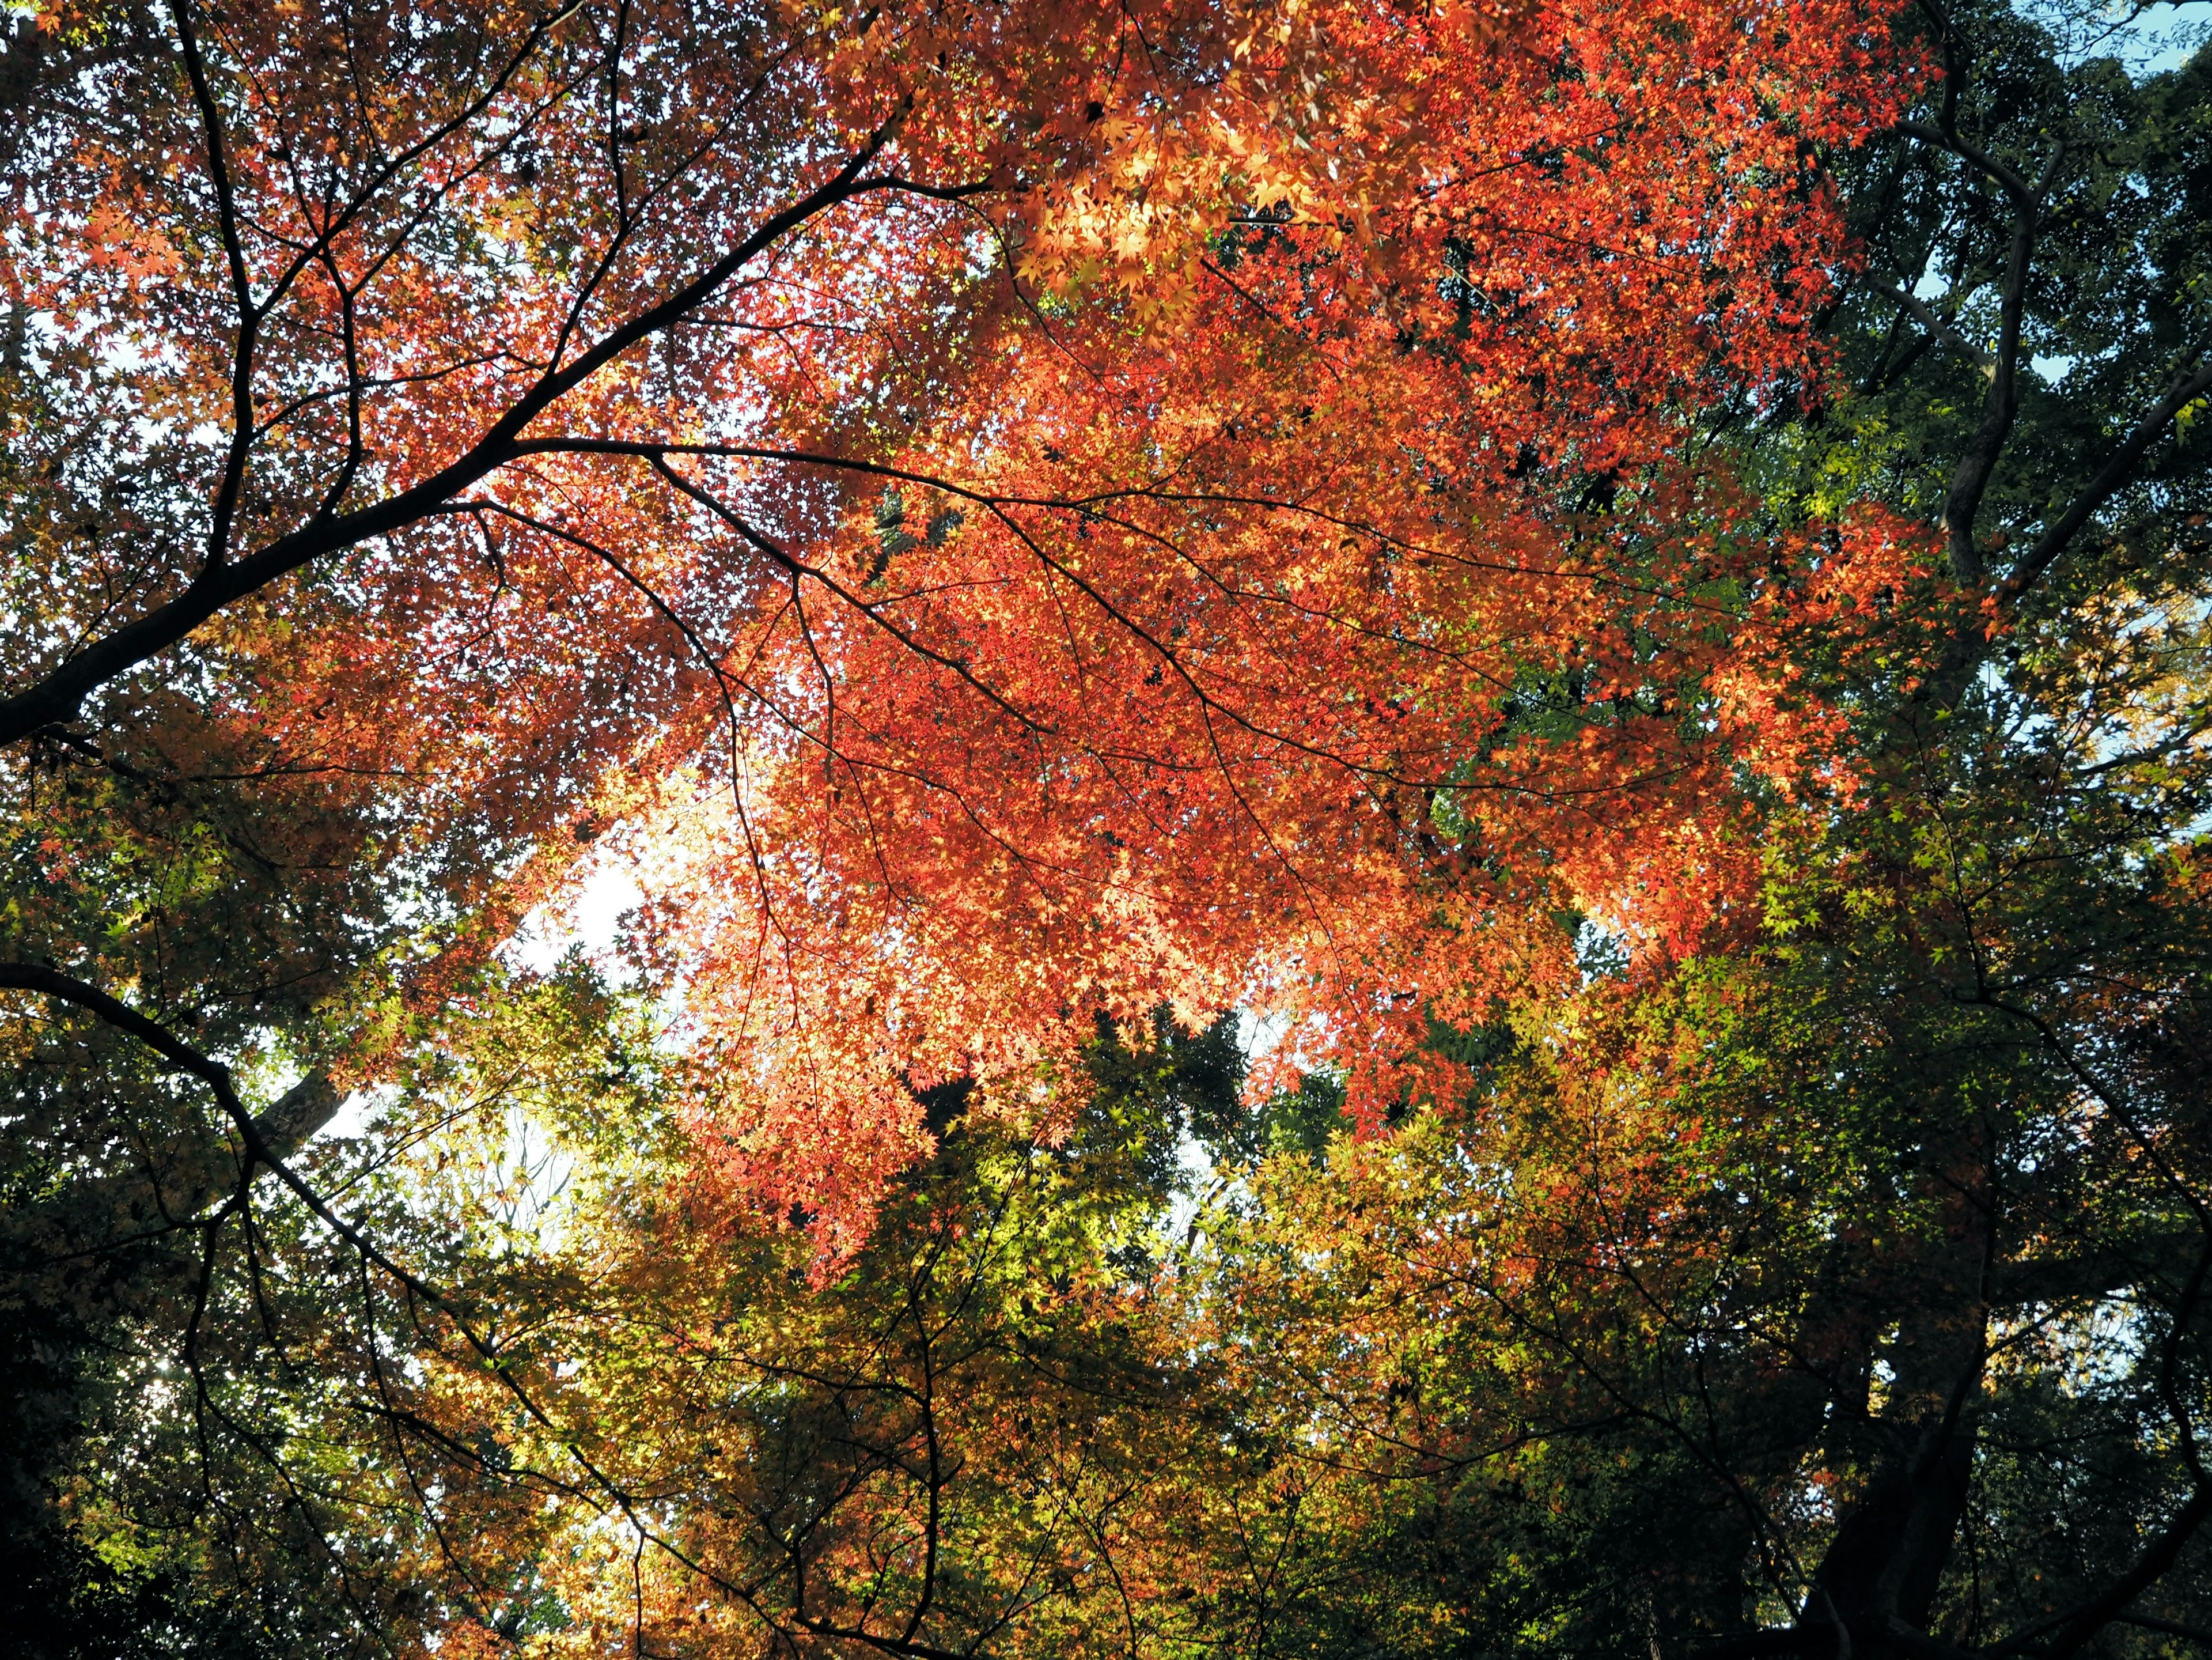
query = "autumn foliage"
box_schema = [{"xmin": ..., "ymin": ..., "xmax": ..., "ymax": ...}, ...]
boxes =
[
  {"xmin": 12, "ymin": 0, "xmax": 1928, "ymax": 1230},
  {"xmin": 14, "ymin": 0, "xmax": 2210, "ymax": 1655}
]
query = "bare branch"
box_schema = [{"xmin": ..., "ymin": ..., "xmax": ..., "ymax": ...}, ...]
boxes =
[{"xmin": 1860, "ymin": 275, "xmax": 1993, "ymax": 376}]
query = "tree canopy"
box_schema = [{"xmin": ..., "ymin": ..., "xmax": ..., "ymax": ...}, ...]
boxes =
[{"xmin": 2, "ymin": 0, "xmax": 2209, "ymax": 1657}]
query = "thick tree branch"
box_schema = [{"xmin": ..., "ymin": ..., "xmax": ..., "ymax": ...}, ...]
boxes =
[
  {"xmin": 1938, "ymin": 162, "xmax": 2043, "ymax": 582},
  {"xmin": 2000, "ymin": 352, "xmax": 2212, "ymax": 603},
  {"xmin": 1861, "ymin": 276, "xmax": 1993, "ymax": 376},
  {"xmin": 2, "ymin": 958, "xmax": 254, "ymax": 1110},
  {"xmin": 0, "ymin": 121, "xmax": 986, "ymax": 747},
  {"xmin": 1897, "ymin": 346, "xmax": 2212, "ymax": 719},
  {"xmin": 1892, "ymin": 122, "xmax": 2037, "ymax": 211}
]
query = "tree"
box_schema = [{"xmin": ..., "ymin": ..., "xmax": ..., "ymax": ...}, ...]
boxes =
[
  {"xmin": 1131, "ymin": 9, "xmax": 2212, "ymax": 1659},
  {"xmin": 0, "ymin": 5, "xmax": 1922, "ymax": 1629},
  {"xmin": 2, "ymin": 0, "xmax": 1913, "ymax": 1212},
  {"xmin": 40, "ymin": 1, "xmax": 2211, "ymax": 1654}
]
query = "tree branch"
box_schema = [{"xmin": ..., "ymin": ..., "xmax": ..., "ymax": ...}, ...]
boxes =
[
  {"xmin": 2000, "ymin": 352, "xmax": 2212, "ymax": 603},
  {"xmin": 1938, "ymin": 158, "xmax": 2044, "ymax": 582},
  {"xmin": 0, "ymin": 969, "xmax": 497, "ymax": 1457},
  {"xmin": 2033, "ymin": 1235, "xmax": 2212, "ymax": 1660},
  {"xmin": 173, "ymin": 0, "xmax": 259, "ymax": 573},
  {"xmin": 1861, "ymin": 276, "xmax": 1993, "ymax": 376},
  {"xmin": 0, "ymin": 959, "xmax": 702, "ymax": 1571},
  {"xmin": 1892, "ymin": 122, "xmax": 2037, "ymax": 212},
  {"xmin": 0, "ymin": 113, "xmax": 986, "ymax": 746}
]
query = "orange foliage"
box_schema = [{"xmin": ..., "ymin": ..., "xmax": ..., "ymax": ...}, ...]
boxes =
[{"xmin": 6, "ymin": 0, "xmax": 1928, "ymax": 1236}]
